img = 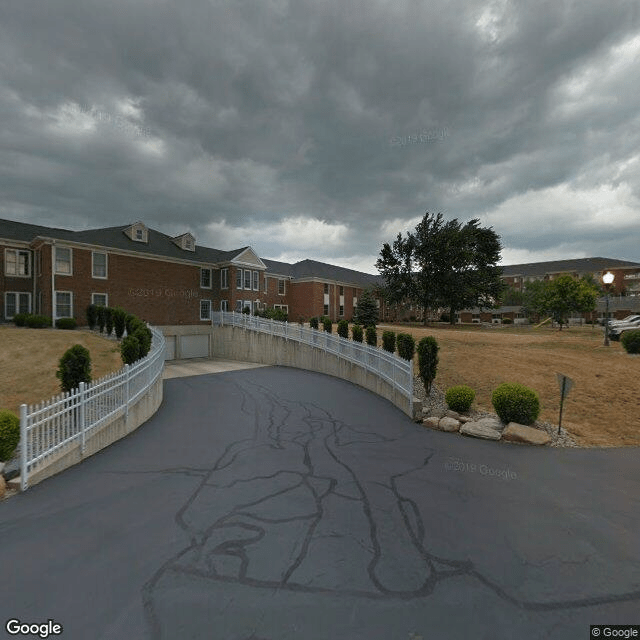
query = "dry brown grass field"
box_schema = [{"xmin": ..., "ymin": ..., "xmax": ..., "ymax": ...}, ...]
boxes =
[
  {"xmin": 376, "ymin": 322, "xmax": 640, "ymax": 448},
  {"xmin": 0, "ymin": 326, "xmax": 123, "ymax": 415}
]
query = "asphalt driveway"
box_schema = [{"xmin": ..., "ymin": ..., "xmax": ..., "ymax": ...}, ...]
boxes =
[{"xmin": 1, "ymin": 366, "xmax": 638, "ymax": 640}]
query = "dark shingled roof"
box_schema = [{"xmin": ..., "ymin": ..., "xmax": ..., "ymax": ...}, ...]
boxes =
[
  {"xmin": 289, "ymin": 259, "xmax": 383, "ymax": 287},
  {"xmin": 500, "ymin": 257, "xmax": 640, "ymax": 277}
]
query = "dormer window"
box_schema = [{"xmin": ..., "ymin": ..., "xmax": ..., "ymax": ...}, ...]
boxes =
[
  {"xmin": 136, "ymin": 229, "xmax": 143, "ymax": 240},
  {"xmin": 172, "ymin": 232, "xmax": 196, "ymax": 252},
  {"xmin": 125, "ymin": 222, "xmax": 149, "ymax": 243}
]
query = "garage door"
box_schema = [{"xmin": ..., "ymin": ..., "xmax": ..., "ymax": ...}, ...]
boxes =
[
  {"xmin": 179, "ymin": 334, "xmax": 210, "ymax": 359},
  {"xmin": 164, "ymin": 336, "xmax": 176, "ymax": 361}
]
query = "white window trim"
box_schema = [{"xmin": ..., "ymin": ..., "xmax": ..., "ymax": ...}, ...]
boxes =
[
  {"xmin": 264, "ymin": 274, "xmax": 268, "ymax": 293},
  {"xmin": 55, "ymin": 247, "xmax": 73, "ymax": 276},
  {"xmin": 236, "ymin": 269, "xmax": 243, "ymax": 290},
  {"xmin": 221, "ymin": 268, "xmax": 229, "ymax": 290},
  {"xmin": 91, "ymin": 293, "xmax": 108, "ymax": 307},
  {"xmin": 4, "ymin": 292, "xmax": 31, "ymax": 319},
  {"xmin": 253, "ymin": 270, "xmax": 259, "ymax": 291},
  {"xmin": 200, "ymin": 267, "xmax": 212, "ymax": 289},
  {"xmin": 220, "ymin": 300, "xmax": 229, "ymax": 312},
  {"xmin": 200, "ymin": 299, "xmax": 212, "ymax": 321},
  {"xmin": 243, "ymin": 269, "xmax": 252, "ymax": 290},
  {"xmin": 5, "ymin": 249, "xmax": 31, "ymax": 277},
  {"xmin": 55, "ymin": 291, "xmax": 73, "ymax": 319},
  {"xmin": 92, "ymin": 251, "xmax": 108, "ymax": 279},
  {"xmin": 278, "ymin": 279, "xmax": 286, "ymax": 295}
]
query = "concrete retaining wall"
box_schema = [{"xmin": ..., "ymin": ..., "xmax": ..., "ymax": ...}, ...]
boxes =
[
  {"xmin": 210, "ymin": 325, "xmax": 422, "ymax": 420},
  {"xmin": 26, "ymin": 375, "xmax": 164, "ymax": 488}
]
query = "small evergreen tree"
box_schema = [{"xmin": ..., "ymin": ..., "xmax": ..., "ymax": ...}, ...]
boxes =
[
  {"xmin": 96, "ymin": 306, "xmax": 106, "ymax": 333},
  {"xmin": 104, "ymin": 307, "xmax": 114, "ymax": 336},
  {"xmin": 337, "ymin": 319, "xmax": 349, "ymax": 338},
  {"xmin": 397, "ymin": 333, "xmax": 416, "ymax": 361},
  {"xmin": 417, "ymin": 336, "xmax": 439, "ymax": 394},
  {"xmin": 365, "ymin": 326, "xmax": 377, "ymax": 346},
  {"xmin": 322, "ymin": 317, "xmax": 332, "ymax": 333},
  {"xmin": 112, "ymin": 307, "xmax": 127, "ymax": 339},
  {"xmin": 120, "ymin": 335, "xmax": 140, "ymax": 365},
  {"xmin": 354, "ymin": 288, "xmax": 379, "ymax": 328},
  {"xmin": 309, "ymin": 317, "xmax": 319, "ymax": 329},
  {"xmin": 56, "ymin": 344, "xmax": 92, "ymax": 393},
  {"xmin": 352, "ymin": 324, "xmax": 364, "ymax": 342},
  {"xmin": 86, "ymin": 304, "xmax": 97, "ymax": 330},
  {"xmin": 382, "ymin": 331, "xmax": 396, "ymax": 353},
  {"xmin": 0, "ymin": 410, "xmax": 20, "ymax": 462}
]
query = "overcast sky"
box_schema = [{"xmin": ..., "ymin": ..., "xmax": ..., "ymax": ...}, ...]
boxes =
[{"xmin": 1, "ymin": 0, "xmax": 639, "ymax": 273}]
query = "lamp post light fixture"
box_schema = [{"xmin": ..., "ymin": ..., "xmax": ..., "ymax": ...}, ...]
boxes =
[{"xmin": 602, "ymin": 271, "xmax": 615, "ymax": 347}]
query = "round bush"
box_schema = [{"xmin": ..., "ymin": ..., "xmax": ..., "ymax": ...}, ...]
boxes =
[
  {"xmin": 56, "ymin": 344, "xmax": 92, "ymax": 393},
  {"xmin": 445, "ymin": 385, "xmax": 475, "ymax": 413},
  {"xmin": 132, "ymin": 326, "xmax": 152, "ymax": 358},
  {"xmin": 337, "ymin": 319, "xmax": 349, "ymax": 339},
  {"xmin": 120, "ymin": 335, "xmax": 141, "ymax": 365},
  {"xmin": 502, "ymin": 317, "xmax": 513, "ymax": 325},
  {"xmin": 309, "ymin": 317, "xmax": 319, "ymax": 330},
  {"xmin": 13, "ymin": 313, "xmax": 28, "ymax": 327},
  {"xmin": 491, "ymin": 383, "xmax": 540, "ymax": 425},
  {"xmin": 621, "ymin": 329, "xmax": 640, "ymax": 354},
  {"xmin": 0, "ymin": 410, "xmax": 20, "ymax": 462}
]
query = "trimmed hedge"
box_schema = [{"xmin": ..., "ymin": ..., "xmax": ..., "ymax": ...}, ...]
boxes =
[
  {"xmin": 309, "ymin": 317, "xmax": 319, "ymax": 330},
  {"xmin": 25, "ymin": 314, "xmax": 52, "ymax": 328},
  {"xmin": 382, "ymin": 331, "xmax": 396, "ymax": 353},
  {"xmin": 13, "ymin": 313, "xmax": 29, "ymax": 327},
  {"xmin": 417, "ymin": 336, "xmax": 439, "ymax": 394},
  {"xmin": 96, "ymin": 306, "xmax": 106, "ymax": 333},
  {"xmin": 112, "ymin": 307, "xmax": 127, "ymax": 339},
  {"xmin": 56, "ymin": 344, "xmax": 92, "ymax": 393},
  {"xmin": 104, "ymin": 307, "xmax": 114, "ymax": 336},
  {"xmin": 397, "ymin": 333, "xmax": 416, "ymax": 361},
  {"xmin": 365, "ymin": 326, "xmax": 377, "ymax": 347},
  {"xmin": 352, "ymin": 324, "xmax": 363, "ymax": 342},
  {"xmin": 322, "ymin": 317, "xmax": 332, "ymax": 333},
  {"xmin": 337, "ymin": 319, "xmax": 349, "ymax": 339},
  {"xmin": 491, "ymin": 383, "xmax": 540, "ymax": 425},
  {"xmin": 86, "ymin": 304, "xmax": 97, "ymax": 330},
  {"xmin": 133, "ymin": 325, "xmax": 152, "ymax": 358},
  {"xmin": 55, "ymin": 318, "xmax": 77, "ymax": 330},
  {"xmin": 0, "ymin": 410, "xmax": 20, "ymax": 462},
  {"xmin": 445, "ymin": 385, "xmax": 475, "ymax": 413},
  {"xmin": 621, "ymin": 329, "xmax": 640, "ymax": 354},
  {"xmin": 120, "ymin": 335, "xmax": 140, "ymax": 365}
]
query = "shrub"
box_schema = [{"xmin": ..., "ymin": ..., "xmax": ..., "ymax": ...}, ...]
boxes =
[
  {"xmin": 120, "ymin": 335, "xmax": 140, "ymax": 365},
  {"xmin": 56, "ymin": 344, "xmax": 92, "ymax": 393},
  {"xmin": 322, "ymin": 317, "xmax": 332, "ymax": 333},
  {"xmin": 365, "ymin": 326, "xmax": 377, "ymax": 346},
  {"xmin": 397, "ymin": 333, "xmax": 416, "ymax": 361},
  {"xmin": 104, "ymin": 307, "xmax": 114, "ymax": 336},
  {"xmin": 309, "ymin": 317, "xmax": 319, "ymax": 330},
  {"xmin": 352, "ymin": 324, "xmax": 363, "ymax": 342},
  {"xmin": 55, "ymin": 318, "xmax": 77, "ymax": 330},
  {"xmin": 242, "ymin": 305, "xmax": 251, "ymax": 314},
  {"xmin": 112, "ymin": 307, "xmax": 127, "ymax": 339},
  {"xmin": 440, "ymin": 313, "xmax": 450, "ymax": 323},
  {"xmin": 125, "ymin": 314, "xmax": 136, "ymax": 336},
  {"xmin": 0, "ymin": 410, "xmax": 20, "ymax": 462},
  {"xmin": 13, "ymin": 313, "xmax": 28, "ymax": 327},
  {"xmin": 445, "ymin": 385, "xmax": 475, "ymax": 413},
  {"xmin": 491, "ymin": 383, "xmax": 540, "ymax": 425},
  {"xmin": 337, "ymin": 319, "xmax": 349, "ymax": 339},
  {"xmin": 502, "ymin": 317, "xmax": 512, "ymax": 325},
  {"xmin": 382, "ymin": 331, "xmax": 396, "ymax": 353},
  {"xmin": 133, "ymin": 325, "xmax": 152, "ymax": 358},
  {"xmin": 417, "ymin": 336, "xmax": 439, "ymax": 394},
  {"xmin": 96, "ymin": 306, "xmax": 106, "ymax": 333},
  {"xmin": 621, "ymin": 329, "xmax": 640, "ymax": 354},
  {"xmin": 86, "ymin": 304, "xmax": 97, "ymax": 330},
  {"xmin": 297, "ymin": 316, "xmax": 305, "ymax": 326},
  {"xmin": 25, "ymin": 314, "xmax": 51, "ymax": 328}
]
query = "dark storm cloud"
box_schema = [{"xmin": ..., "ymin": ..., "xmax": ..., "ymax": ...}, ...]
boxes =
[{"xmin": 0, "ymin": 0, "xmax": 639, "ymax": 270}]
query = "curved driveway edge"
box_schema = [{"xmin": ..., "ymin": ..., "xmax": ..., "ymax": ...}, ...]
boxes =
[{"xmin": 0, "ymin": 366, "xmax": 638, "ymax": 640}]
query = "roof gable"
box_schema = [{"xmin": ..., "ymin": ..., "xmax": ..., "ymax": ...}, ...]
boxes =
[{"xmin": 231, "ymin": 247, "xmax": 266, "ymax": 269}]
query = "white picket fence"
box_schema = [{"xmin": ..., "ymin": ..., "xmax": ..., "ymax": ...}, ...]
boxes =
[
  {"xmin": 211, "ymin": 311, "xmax": 413, "ymax": 411},
  {"xmin": 19, "ymin": 326, "xmax": 165, "ymax": 490}
]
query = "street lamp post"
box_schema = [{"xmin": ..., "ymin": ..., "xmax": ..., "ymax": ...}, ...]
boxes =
[{"xmin": 602, "ymin": 271, "xmax": 614, "ymax": 347}]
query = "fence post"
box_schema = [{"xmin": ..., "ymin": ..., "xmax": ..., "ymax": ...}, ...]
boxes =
[
  {"xmin": 20, "ymin": 404, "xmax": 28, "ymax": 491},
  {"xmin": 125, "ymin": 364, "xmax": 130, "ymax": 421},
  {"xmin": 79, "ymin": 382, "xmax": 86, "ymax": 456}
]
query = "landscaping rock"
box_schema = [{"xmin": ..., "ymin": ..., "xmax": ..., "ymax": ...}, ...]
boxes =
[
  {"xmin": 0, "ymin": 475, "xmax": 5, "ymax": 499},
  {"xmin": 460, "ymin": 421, "xmax": 502, "ymax": 441},
  {"xmin": 445, "ymin": 409, "xmax": 461, "ymax": 420},
  {"xmin": 503, "ymin": 422, "xmax": 551, "ymax": 446},
  {"xmin": 457, "ymin": 415, "xmax": 473, "ymax": 423},
  {"xmin": 474, "ymin": 416, "xmax": 504, "ymax": 432},
  {"xmin": 422, "ymin": 417, "xmax": 441, "ymax": 430},
  {"xmin": 438, "ymin": 417, "xmax": 461, "ymax": 432}
]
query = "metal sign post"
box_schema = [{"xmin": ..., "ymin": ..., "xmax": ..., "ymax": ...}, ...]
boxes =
[{"xmin": 556, "ymin": 372, "xmax": 574, "ymax": 435}]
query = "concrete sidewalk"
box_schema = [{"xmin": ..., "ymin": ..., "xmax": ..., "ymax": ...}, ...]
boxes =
[{"xmin": 162, "ymin": 357, "xmax": 267, "ymax": 379}]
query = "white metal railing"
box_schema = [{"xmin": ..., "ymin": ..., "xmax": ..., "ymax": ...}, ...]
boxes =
[
  {"xmin": 19, "ymin": 326, "xmax": 166, "ymax": 490},
  {"xmin": 211, "ymin": 311, "xmax": 413, "ymax": 411}
]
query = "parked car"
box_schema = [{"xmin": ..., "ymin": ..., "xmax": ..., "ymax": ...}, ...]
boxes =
[
  {"xmin": 608, "ymin": 316, "xmax": 640, "ymax": 340},
  {"xmin": 609, "ymin": 314, "xmax": 640, "ymax": 326}
]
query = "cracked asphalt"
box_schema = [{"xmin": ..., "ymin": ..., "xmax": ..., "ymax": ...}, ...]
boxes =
[{"xmin": 1, "ymin": 365, "xmax": 639, "ymax": 640}]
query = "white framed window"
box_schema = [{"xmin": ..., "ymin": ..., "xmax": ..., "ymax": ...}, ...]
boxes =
[
  {"xmin": 200, "ymin": 299, "xmax": 212, "ymax": 320},
  {"xmin": 253, "ymin": 270, "xmax": 259, "ymax": 291},
  {"xmin": 339, "ymin": 305, "xmax": 344, "ymax": 316},
  {"xmin": 55, "ymin": 291, "xmax": 73, "ymax": 319},
  {"xmin": 353, "ymin": 296, "xmax": 358, "ymax": 307},
  {"xmin": 324, "ymin": 283, "xmax": 329, "ymax": 294},
  {"xmin": 264, "ymin": 274, "xmax": 268, "ymax": 292},
  {"xmin": 235, "ymin": 299, "xmax": 243, "ymax": 312},
  {"xmin": 5, "ymin": 292, "xmax": 31, "ymax": 319},
  {"xmin": 221, "ymin": 268, "xmax": 229, "ymax": 289},
  {"xmin": 201, "ymin": 267, "xmax": 212, "ymax": 288},
  {"xmin": 220, "ymin": 300, "xmax": 229, "ymax": 312},
  {"xmin": 55, "ymin": 247, "xmax": 72, "ymax": 275},
  {"xmin": 278, "ymin": 279, "xmax": 285, "ymax": 295},
  {"xmin": 92, "ymin": 293, "xmax": 108, "ymax": 307},
  {"xmin": 339, "ymin": 286, "xmax": 344, "ymax": 295},
  {"xmin": 5, "ymin": 249, "xmax": 31, "ymax": 277},
  {"xmin": 274, "ymin": 304, "xmax": 289, "ymax": 313},
  {"xmin": 323, "ymin": 303, "xmax": 329, "ymax": 315},
  {"xmin": 136, "ymin": 228, "xmax": 144, "ymax": 240},
  {"xmin": 236, "ymin": 269, "xmax": 243, "ymax": 289},
  {"xmin": 92, "ymin": 252, "xmax": 108, "ymax": 279},
  {"xmin": 244, "ymin": 269, "xmax": 252, "ymax": 290}
]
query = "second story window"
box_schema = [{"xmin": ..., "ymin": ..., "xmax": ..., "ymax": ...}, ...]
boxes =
[
  {"xmin": 201, "ymin": 268, "xmax": 212, "ymax": 288},
  {"xmin": 324, "ymin": 283, "xmax": 329, "ymax": 294},
  {"xmin": 55, "ymin": 247, "xmax": 72, "ymax": 275},
  {"xmin": 253, "ymin": 270, "xmax": 259, "ymax": 291},
  {"xmin": 278, "ymin": 279, "xmax": 285, "ymax": 295},
  {"xmin": 221, "ymin": 268, "xmax": 229, "ymax": 289},
  {"xmin": 244, "ymin": 269, "xmax": 252, "ymax": 290},
  {"xmin": 236, "ymin": 268, "xmax": 243, "ymax": 289},
  {"xmin": 5, "ymin": 249, "xmax": 30, "ymax": 277},
  {"xmin": 92, "ymin": 252, "xmax": 107, "ymax": 278}
]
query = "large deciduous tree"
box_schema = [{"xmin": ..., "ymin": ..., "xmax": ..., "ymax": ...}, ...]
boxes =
[{"xmin": 376, "ymin": 212, "xmax": 504, "ymax": 324}]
